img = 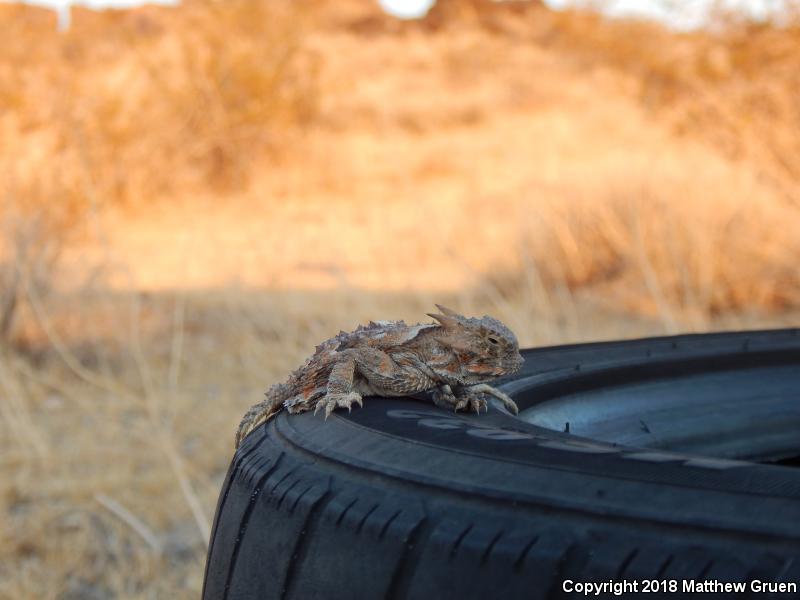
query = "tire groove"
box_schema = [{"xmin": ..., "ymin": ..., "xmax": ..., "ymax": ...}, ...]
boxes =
[
  {"xmin": 206, "ymin": 431, "xmax": 268, "ymax": 556},
  {"xmin": 656, "ymin": 554, "xmax": 674, "ymax": 578},
  {"xmin": 222, "ymin": 451, "xmax": 284, "ymax": 600},
  {"xmin": 385, "ymin": 515, "xmax": 430, "ymax": 600},
  {"xmin": 243, "ymin": 456, "xmax": 270, "ymax": 486},
  {"xmin": 269, "ymin": 467, "xmax": 299, "ymax": 495},
  {"xmin": 336, "ymin": 497, "xmax": 359, "ymax": 526},
  {"xmin": 356, "ymin": 503, "xmax": 380, "ymax": 533},
  {"xmin": 277, "ymin": 478, "xmax": 302, "ymax": 510},
  {"xmin": 378, "ymin": 509, "xmax": 402, "ymax": 540},
  {"xmin": 202, "ymin": 431, "xmax": 273, "ymax": 599},
  {"xmin": 545, "ymin": 542, "xmax": 578, "ymax": 600},
  {"xmin": 481, "ymin": 531, "xmax": 504, "ymax": 564},
  {"xmin": 616, "ymin": 548, "xmax": 639, "ymax": 578},
  {"xmin": 280, "ymin": 486, "xmax": 333, "ymax": 600},
  {"xmin": 450, "ymin": 523, "xmax": 474, "ymax": 557},
  {"xmin": 289, "ymin": 485, "xmax": 314, "ymax": 514},
  {"xmin": 513, "ymin": 535, "xmax": 539, "ymax": 570},
  {"xmin": 697, "ymin": 559, "xmax": 714, "ymax": 580}
]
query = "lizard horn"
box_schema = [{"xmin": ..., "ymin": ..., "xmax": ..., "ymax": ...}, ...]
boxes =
[
  {"xmin": 427, "ymin": 311, "xmax": 459, "ymax": 329},
  {"xmin": 434, "ymin": 304, "xmax": 461, "ymax": 317}
]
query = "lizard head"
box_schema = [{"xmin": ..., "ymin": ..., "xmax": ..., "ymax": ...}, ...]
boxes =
[{"xmin": 427, "ymin": 304, "xmax": 524, "ymax": 384}]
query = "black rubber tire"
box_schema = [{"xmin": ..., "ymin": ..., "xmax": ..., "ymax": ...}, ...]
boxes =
[{"xmin": 202, "ymin": 329, "xmax": 800, "ymax": 600}]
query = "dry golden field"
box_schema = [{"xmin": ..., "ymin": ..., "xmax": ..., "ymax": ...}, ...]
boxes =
[{"xmin": 1, "ymin": 0, "xmax": 799, "ymax": 597}]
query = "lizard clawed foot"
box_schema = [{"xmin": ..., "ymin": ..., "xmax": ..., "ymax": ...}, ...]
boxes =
[
  {"xmin": 314, "ymin": 392, "xmax": 364, "ymax": 419},
  {"xmin": 471, "ymin": 396, "xmax": 489, "ymax": 413},
  {"xmin": 433, "ymin": 384, "xmax": 491, "ymax": 415},
  {"xmin": 467, "ymin": 384, "xmax": 519, "ymax": 415},
  {"xmin": 454, "ymin": 394, "xmax": 488, "ymax": 414}
]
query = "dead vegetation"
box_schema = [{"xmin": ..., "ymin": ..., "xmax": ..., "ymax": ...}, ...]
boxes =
[
  {"xmin": 0, "ymin": 0, "xmax": 316, "ymax": 207},
  {"xmin": 527, "ymin": 173, "xmax": 800, "ymax": 329},
  {"xmin": 535, "ymin": 6, "xmax": 800, "ymax": 207},
  {"xmin": 1, "ymin": 0, "xmax": 799, "ymax": 597}
]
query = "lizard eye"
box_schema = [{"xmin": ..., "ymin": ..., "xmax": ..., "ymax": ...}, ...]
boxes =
[{"xmin": 488, "ymin": 337, "xmax": 499, "ymax": 345}]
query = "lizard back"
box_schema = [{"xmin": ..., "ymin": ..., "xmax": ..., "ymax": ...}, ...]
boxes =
[{"xmin": 282, "ymin": 319, "xmax": 437, "ymax": 404}]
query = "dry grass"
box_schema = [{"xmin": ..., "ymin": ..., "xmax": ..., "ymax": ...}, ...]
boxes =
[
  {"xmin": 526, "ymin": 170, "xmax": 800, "ymax": 330},
  {"xmin": 535, "ymin": 5, "xmax": 800, "ymax": 206},
  {"xmin": 1, "ymin": 0, "xmax": 800, "ymax": 597},
  {"xmin": 0, "ymin": 0, "xmax": 316, "ymax": 208}
]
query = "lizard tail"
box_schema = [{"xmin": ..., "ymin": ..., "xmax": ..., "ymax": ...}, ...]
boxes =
[{"xmin": 234, "ymin": 383, "xmax": 290, "ymax": 448}]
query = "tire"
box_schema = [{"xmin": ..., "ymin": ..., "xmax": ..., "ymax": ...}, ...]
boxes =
[{"xmin": 202, "ymin": 328, "xmax": 800, "ymax": 600}]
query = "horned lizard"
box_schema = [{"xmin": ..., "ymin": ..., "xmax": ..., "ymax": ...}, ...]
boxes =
[{"xmin": 234, "ymin": 305, "xmax": 524, "ymax": 447}]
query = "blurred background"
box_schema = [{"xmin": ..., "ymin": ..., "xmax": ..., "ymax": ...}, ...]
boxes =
[{"xmin": 1, "ymin": 0, "xmax": 799, "ymax": 597}]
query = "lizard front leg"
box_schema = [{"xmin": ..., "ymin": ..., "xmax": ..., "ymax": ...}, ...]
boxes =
[
  {"xmin": 315, "ymin": 348, "xmax": 430, "ymax": 418},
  {"xmin": 314, "ymin": 355, "xmax": 363, "ymax": 419}
]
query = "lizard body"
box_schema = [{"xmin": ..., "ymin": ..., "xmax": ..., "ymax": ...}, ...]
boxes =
[{"xmin": 235, "ymin": 305, "xmax": 523, "ymax": 447}]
